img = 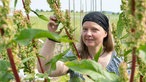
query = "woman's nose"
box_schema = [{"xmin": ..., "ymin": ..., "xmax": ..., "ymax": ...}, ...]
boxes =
[{"xmin": 86, "ymin": 30, "xmax": 92, "ymax": 36}]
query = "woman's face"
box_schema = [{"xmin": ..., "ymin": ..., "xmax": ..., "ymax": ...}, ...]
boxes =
[{"xmin": 81, "ymin": 21, "xmax": 107, "ymax": 48}]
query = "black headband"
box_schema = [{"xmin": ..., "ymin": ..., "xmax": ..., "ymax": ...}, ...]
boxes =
[{"xmin": 82, "ymin": 11, "xmax": 109, "ymax": 32}]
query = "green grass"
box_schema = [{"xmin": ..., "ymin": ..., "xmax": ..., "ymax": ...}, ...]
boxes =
[{"xmin": 30, "ymin": 16, "xmax": 48, "ymax": 30}]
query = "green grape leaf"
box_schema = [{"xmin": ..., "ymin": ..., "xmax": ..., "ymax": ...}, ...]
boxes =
[
  {"xmin": 138, "ymin": 43, "xmax": 146, "ymax": 64},
  {"xmin": 46, "ymin": 49, "xmax": 70, "ymax": 74},
  {"xmin": 36, "ymin": 73, "xmax": 50, "ymax": 82},
  {"xmin": 69, "ymin": 77, "xmax": 84, "ymax": 82},
  {"xmin": 60, "ymin": 50, "xmax": 77, "ymax": 62},
  {"xmin": 24, "ymin": 73, "xmax": 35, "ymax": 80},
  {"xmin": 14, "ymin": 0, "xmax": 18, "ymax": 9},
  {"xmin": 37, "ymin": 15, "xmax": 49, "ymax": 21},
  {"xmin": 120, "ymin": 33, "xmax": 129, "ymax": 39},
  {"xmin": 116, "ymin": 12, "xmax": 125, "ymax": 38},
  {"xmin": 0, "ymin": 60, "xmax": 14, "ymax": 82},
  {"xmin": 94, "ymin": 47, "xmax": 102, "ymax": 61},
  {"xmin": 31, "ymin": 10, "xmax": 49, "ymax": 21},
  {"xmin": 21, "ymin": 56, "xmax": 35, "ymax": 64},
  {"xmin": 14, "ymin": 28, "xmax": 72, "ymax": 45},
  {"xmin": 66, "ymin": 60, "xmax": 119, "ymax": 82},
  {"xmin": 0, "ymin": 43, "xmax": 5, "ymax": 53},
  {"xmin": 124, "ymin": 49, "xmax": 132, "ymax": 56}
]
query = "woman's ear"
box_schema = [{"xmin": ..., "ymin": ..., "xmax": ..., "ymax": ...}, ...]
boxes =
[{"xmin": 104, "ymin": 31, "xmax": 107, "ymax": 38}]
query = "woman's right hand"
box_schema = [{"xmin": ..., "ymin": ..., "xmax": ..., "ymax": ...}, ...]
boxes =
[{"xmin": 48, "ymin": 16, "xmax": 58, "ymax": 33}]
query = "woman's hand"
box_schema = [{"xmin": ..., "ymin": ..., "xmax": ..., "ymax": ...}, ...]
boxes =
[{"xmin": 48, "ymin": 16, "xmax": 59, "ymax": 33}]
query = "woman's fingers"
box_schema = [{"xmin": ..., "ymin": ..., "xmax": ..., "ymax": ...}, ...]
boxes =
[
  {"xmin": 47, "ymin": 15, "xmax": 58, "ymax": 32},
  {"xmin": 47, "ymin": 15, "xmax": 62, "ymax": 34},
  {"xmin": 48, "ymin": 21, "xmax": 58, "ymax": 32},
  {"xmin": 50, "ymin": 15, "xmax": 57, "ymax": 22}
]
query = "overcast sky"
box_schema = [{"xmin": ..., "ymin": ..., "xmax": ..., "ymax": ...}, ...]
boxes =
[{"xmin": 10, "ymin": 0, "xmax": 121, "ymax": 13}]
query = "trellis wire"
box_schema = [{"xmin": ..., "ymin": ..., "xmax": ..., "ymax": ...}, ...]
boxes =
[
  {"xmin": 73, "ymin": 0, "xmax": 75, "ymax": 32},
  {"xmin": 100, "ymin": 0, "xmax": 102, "ymax": 12}
]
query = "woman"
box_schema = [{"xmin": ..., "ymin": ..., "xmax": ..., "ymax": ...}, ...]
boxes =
[{"xmin": 37, "ymin": 11, "xmax": 122, "ymax": 78}]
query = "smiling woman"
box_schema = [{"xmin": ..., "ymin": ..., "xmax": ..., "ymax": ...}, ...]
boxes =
[{"xmin": 37, "ymin": 11, "xmax": 123, "ymax": 81}]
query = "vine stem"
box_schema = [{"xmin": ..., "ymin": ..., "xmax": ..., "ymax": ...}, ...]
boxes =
[
  {"xmin": 32, "ymin": 40, "xmax": 47, "ymax": 82},
  {"xmin": 53, "ymin": 2, "xmax": 81, "ymax": 59},
  {"xmin": 131, "ymin": 0, "xmax": 135, "ymax": 16},
  {"xmin": 37, "ymin": 55, "xmax": 44, "ymax": 73},
  {"xmin": 137, "ymin": 56, "xmax": 143, "ymax": 82},
  {"xmin": 37, "ymin": 55, "xmax": 48, "ymax": 82},
  {"xmin": 32, "ymin": 40, "xmax": 47, "ymax": 81},
  {"xmin": 130, "ymin": 47, "xmax": 137, "ymax": 82},
  {"xmin": 7, "ymin": 48, "xmax": 20, "ymax": 82},
  {"xmin": 0, "ymin": 28, "xmax": 4, "ymax": 36},
  {"xmin": 130, "ymin": 0, "xmax": 136, "ymax": 81},
  {"xmin": 21, "ymin": 1, "xmax": 47, "ymax": 81},
  {"xmin": 22, "ymin": 0, "xmax": 30, "ymax": 20},
  {"xmin": 140, "ymin": 75, "xmax": 143, "ymax": 82},
  {"xmin": 64, "ymin": 28, "xmax": 81, "ymax": 59}
]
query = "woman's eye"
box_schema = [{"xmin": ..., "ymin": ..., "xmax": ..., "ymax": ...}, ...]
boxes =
[
  {"xmin": 92, "ymin": 28, "xmax": 98, "ymax": 32},
  {"xmin": 83, "ymin": 28, "xmax": 87, "ymax": 31}
]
